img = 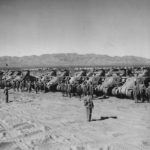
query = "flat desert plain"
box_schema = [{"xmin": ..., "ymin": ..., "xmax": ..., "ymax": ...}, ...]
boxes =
[{"xmin": 0, "ymin": 90, "xmax": 150, "ymax": 150}]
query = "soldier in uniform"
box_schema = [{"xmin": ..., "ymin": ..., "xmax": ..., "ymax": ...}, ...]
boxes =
[
  {"xmin": 24, "ymin": 80, "xmax": 28, "ymax": 91},
  {"xmin": 146, "ymin": 82, "xmax": 150, "ymax": 102},
  {"xmin": 22, "ymin": 80, "xmax": 25, "ymax": 92},
  {"xmin": 139, "ymin": 82, "xmax": 146, "ymax": 102},
  {"xmin": 76, "ymin": 84, "xmax": 82, "ymax": 99},
  {"xmin": 67, "ymin": 83, "xmax": 72, "ymax": 98},
  {"xmin": 34, "ymin": 81, "xmax": 38, "ymax": 94},
  {"xmin": 38, "ymin": 80, "xmax": 42, "ymax": 92},
  {"xmin": 133, "ymin": 81, "xmax": 140, "ymax": 103},
  {"xmin": 89, "ymin": 82, "xmax": 94, "ymax": 99},
  {"xmin": 19, "ymin": 81, "xmax": 23, "ymax": 92},
  {"xmin": 16, "ymin": 80, "xmax": 20, "ymax": 92},
  {"xmin": 12, "ymin": 80, "xmax": 16, "ymax": 92},
  {"xmin": 62, "ymin": 82, "xmax": 66, "ymax": 96},
  {"xmin": 82, "ymin": 82, "xmax": 88, "ymax": 96},
  {"xmin": 28, "ymin": 81, "xmax": 32, "ymax": 93},
  {"xmin": 72, "ymin": 82, "xmax": 76, "ymax": 96},
  {"xmin": 4, "ymin": 85, "xmax": 9, "ymax": 103},
  {"xmin": 43, "ymin": 81, "xmax": 47, "ymax": 93},
  {"xmin": 84, "ymin": 93, "xmax": 94, "ymax": 122}
]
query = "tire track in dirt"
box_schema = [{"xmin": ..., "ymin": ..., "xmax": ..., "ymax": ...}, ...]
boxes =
[{"xmin": 0, "ymin": 119, "xmax": 29, "ymax": 150}]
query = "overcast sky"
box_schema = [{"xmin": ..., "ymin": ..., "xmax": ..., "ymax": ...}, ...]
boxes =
[{"xmin": 0, "ymin": 0, "xmax": 150, "ymax": 58}]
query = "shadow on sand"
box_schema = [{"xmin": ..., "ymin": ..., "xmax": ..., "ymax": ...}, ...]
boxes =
[
  {"xmin": 96, "ymin": 96, "xmax": 109, "ymax": 100},
  {"xmin": 92, "ymin": 116, "xmax": 117, "ymax": 121},
  {"xmin": 8, "ymin": 100, "xmax": 13, "ymax": 103}
]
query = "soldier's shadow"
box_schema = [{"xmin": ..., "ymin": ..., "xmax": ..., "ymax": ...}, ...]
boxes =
[
  {"xmin": 92, "ymin": 116, "xmax": 117, "ymax": 121},
  {"xmin": 97, "ymin": 96, "xmax": 109, "ymax": 100}
]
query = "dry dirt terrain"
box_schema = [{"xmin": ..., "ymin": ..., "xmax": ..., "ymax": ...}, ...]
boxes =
[{"xmin": 0, "ymin": 90, "xmax": 150, "ymax": 150}]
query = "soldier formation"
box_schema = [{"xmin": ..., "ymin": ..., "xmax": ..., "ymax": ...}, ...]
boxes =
[{"xmin": 11, "ymin": 79, "xmax": 48, "ymax": 94}]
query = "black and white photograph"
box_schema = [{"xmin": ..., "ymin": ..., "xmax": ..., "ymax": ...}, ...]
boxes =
[{"xmin": 0, "ymin": 0, "xmax": 150, "ymax": 149}]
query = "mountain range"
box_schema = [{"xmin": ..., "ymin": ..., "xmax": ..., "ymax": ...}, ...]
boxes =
[{"xmin": 0, "ymin": 53, "xmax": 150, "ymax": 67}]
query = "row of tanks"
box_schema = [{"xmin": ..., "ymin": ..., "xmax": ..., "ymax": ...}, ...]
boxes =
[{"xmin": 0, "ymin": 67, "xmax": 150, "ymax": 99}]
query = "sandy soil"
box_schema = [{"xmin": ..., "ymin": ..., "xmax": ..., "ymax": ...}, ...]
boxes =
[{"xmin": 0, "ymin": 90, "xmax": 150, "ymax": 150}]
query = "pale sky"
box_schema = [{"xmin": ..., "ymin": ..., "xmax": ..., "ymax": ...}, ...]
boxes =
[{"xmin": 0, "ymin": 0, "xmax": 150, "ymax": 58}]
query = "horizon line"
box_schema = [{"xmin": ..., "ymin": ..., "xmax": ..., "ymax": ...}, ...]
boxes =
[{"xmin": 0, "ymin": 52, "xmax": 150, "ymax": 59}]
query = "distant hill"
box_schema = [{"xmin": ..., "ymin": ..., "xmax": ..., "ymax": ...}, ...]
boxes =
[{"xmin": 0, "ymin": 53, "xmax": 150, "ymax": 67}]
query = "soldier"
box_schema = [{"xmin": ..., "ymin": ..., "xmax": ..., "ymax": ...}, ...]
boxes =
[
  {"xmin": 12, "ymin": 80, "xmax": 16, "ymax": 92},
  {"xmin": 16, "ymin": 80, "xmax": 20, "ymax": 92},
  {"xmin": 64, "ymin": 82, "xmax": 68, "ymax": 96},
  {"xmin": 28, "ymin": 81, "xmax": 32, "ymax": 93},
  {"xmin": 62, "ymin": 82, "xmax": 66, "ymax": 96},
  {"xmin": 40, "ymin": 82, "xmax": 44, "ymax": 92},
  {"xmin": 82, "ymin": 82, "xmax": 88, "ymax": 96},
  {"xmin": 76, "ymin": 84, "xmax": 82, "ymax": 99},
  {"xmin": 67, "ymin": 83, "xmax": 72, "ymax": 98},
  {"xmin": 22, "ymin": 80, "xmax": 25, "ymax": 92},
  {"xmin": 133, "ymin": 81, "xmax": 140, "ymax": 103},
  {"xmin": 19, "ymin": 81, "xmax": 23, "ymax": 92},
  {"xmin": 72, "ymin": 82, "xmax": 77, "ymax": 96},
  {"xmin": 146, "ymin": 82, "xmax": 150, "ymax": 102},
  {"xmin": 34, "ymin": 81, "xmax": 39, "ymax": 94},
  {"xmin": 84, "ymin": 93, "xmax": 94, "ymax": 122},
  {"xmin": 43, "ymin": 81, "xmax": 47, "ymax": 93},
  {"xmin": 38, "ymin": 80, "xmax": 42, "ymax": 92},
  {"xmin": 139, "ymin": 82, "xmax": 146, "ymax": 102},
  {"xmin": 4, "ymin": 85, "xmax": 9, "ymax": 103},
  {"xmin": 89, "ymin": 82, "xmax": 94, "ymax": 99},
  {"xmin": 24, "ymin": 80, "xmax": 28, "ymax": 91}
]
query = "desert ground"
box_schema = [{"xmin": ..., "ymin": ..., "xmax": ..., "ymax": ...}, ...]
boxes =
[{"xmin": 0, "ymin": 90, "xmax": 150, "ymax": 150}]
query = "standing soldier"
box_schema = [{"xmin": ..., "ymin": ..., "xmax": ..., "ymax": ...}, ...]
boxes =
[
  {"xmin": 146, "ymin": 82, "xmax": 150, "ymax": 102},
  {"xmin": 89, "ymin": 82, "xmax": 94, "ymax": 99},
  {"xmin": 133, "ymin": 81, "xmax": 140, "ymax": 103},
  {"xmin": 84, "ymin": 93, "xmax": 94, "ymax": 122},
  {"xmin": 82, "ymin": 82, "xmax": 88, "ymax": 96},
  {"xmin": 43, "ymin": 81, "xmax": 47, "ymax": 93},
  {"xmin": 77, "ymin": 84, "xmax": 82, "ymax": 99},
  {"xmin": 64, "ymin": 82, "xmax": 67, "ymax": 96},
  {"xmin": 28, "ymin": 81, "xmax": 32, "ymax": 93},
  {"xmin": 34, "ymin": 81, "xmax": 38, "ymax": 94},
  {"xmin": 4, "ymin": 85, "xmax": 9, "ymax": 103},
  {"xmin": 67, "ymin": 83, "xmax": 72, "ymax": 98},
  {"xmin": 16, "ymin": 80, "xmax": 20, "ymax": 92},
  {"xmin": 22, "ymin": 80, "xmax": 25, "ymax": 92},
  {"xmin": 19, "ymin": 81, "xmax": 23, "ymax": 92},
  {"xmin": 12, "ymin": 80, "xmax": 16, "ymax": 92},
  {"xmin": 61, "ymin": 82, "xmax": 65, "ymax": 96},
  {"xmin": 41, "ymin": 82, "xmax": 44, "ymax": 92},
  {"xmin": 24, "ymin": 80, "xmax": 28, "ymax": 91},
  {"xmin": 39, "ymin": 80, "xmax": 42, "ymax": 92},
  {"xmin": 72, "ymin": 82, "xmax": 76, "ymax": 96},
  {"xmin": 139, "ymin": 82, "xmax": 146, "ymax": 102}
]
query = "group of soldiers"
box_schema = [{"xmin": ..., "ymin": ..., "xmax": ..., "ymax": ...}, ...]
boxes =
[
  {"xmin": 3, "ymin": 79, "xmax": 48, "ymax": 103},
  {"xmin": 133, "ymin": 81, "xmax": 150, "ymax": 103},
  {"xmin": 59, "ymin": 81, "xmax": 95, "ymax": 99},
  {"xmin": 11, "ymin": 80, "xmax": 48, "ymax": 93}
]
